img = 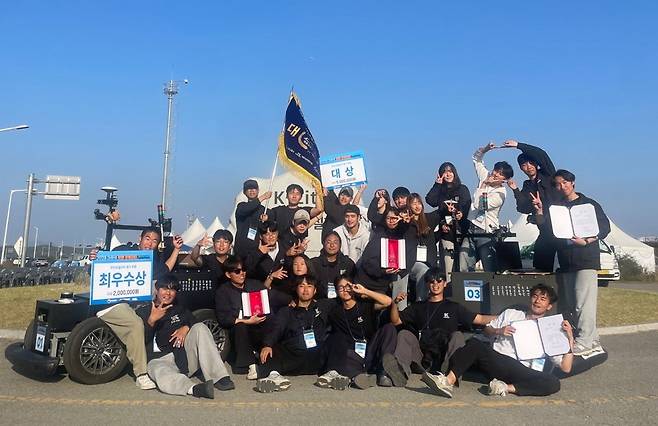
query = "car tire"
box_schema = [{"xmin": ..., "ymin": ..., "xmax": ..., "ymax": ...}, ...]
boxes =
[
  {"xmin": 598, "ymin": 280, "xmax": 609, "ymax": 288},
  {"xmin": 192, "ymin": 309, "xmax": 231, "ymax": 361},
  {"xmin": 23, "ymin": 319, "xmax": 36, "ymax": 350},
  {"xmin": 63, "ymin": 317, "xmax": 128, "ymax": 385}
]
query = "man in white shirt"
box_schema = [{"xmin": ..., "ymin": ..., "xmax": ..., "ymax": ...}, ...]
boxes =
[
  {"xmin": 459, "ymin": 143, "xmax": 514, "ymax": 272},
  {"xmin": 421, "ymin": 284, "xmax": 574, "ymax": 398}
]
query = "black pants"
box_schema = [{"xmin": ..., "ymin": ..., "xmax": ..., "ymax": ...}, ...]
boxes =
[
  {"xmin": 533, "ymin": 231, "xmax": 557, "ymax": 272},
  {"xmin": 394, "ymin": 329, "xmax": 466, "ymax": 375},
  {"xmin": 230, "ymin": 322, "xmax": 266, "ymax": 368},
  {"xmin": 448, "ymin": 339, "xmax": 560, "ymax": 396},
  {"xmin": 325, "ymin": 323, "xmax": 397, "ymax": 379},
  {"xmin": 257, "ymin": 343, "xmax": 326, "ymax": 379}
]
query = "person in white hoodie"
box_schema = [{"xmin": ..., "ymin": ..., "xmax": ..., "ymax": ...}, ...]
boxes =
[
  {"xmin": 333, "ymin": 204, "xmax": 371, "ymax": 265},
  {"xmin": 459, "ymin": 143, "xmax": 514, "ymax": 272}
]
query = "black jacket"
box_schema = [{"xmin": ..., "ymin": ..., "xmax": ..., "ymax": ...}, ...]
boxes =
[
  {"xmin": 267, "ymin": 205, "xmax": 312, "ymax": 235},
  {"xmin": 409, "ymin": 210, "xmax": 441, "ymax": 267},
  {"xmin": 234, "ymin": 198, "xmax": 266, "ymax": 258},
  {"xmin": 425, "ymin": 183, "xmax": 471, "ymax": 239},
  {"xmin": 355, "ymin": 223, "xmax": 418, "ymax": 293},
  {"xmin": 214, "ymin": 278, "xmax": 292, "ymax": 329},
  {"xmin": 310, "ymin": 252, "xmax": 356, "ymax": 298},
  {"xmin": 322, "ymin": 191, "xmax": 349, "ymax": 239},
  {"xmin": 263, "ymin": 299, "xmax": 337, "ymax": 352},
  {"xmin": 546, "ymin": 193, "xmax": 610, "ymax": 271},
  {"xmin": 244, "ymin": 244, "xmax": 288, "ymax": 286}
]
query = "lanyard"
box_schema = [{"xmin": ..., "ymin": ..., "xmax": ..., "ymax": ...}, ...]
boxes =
[{"xmin": 424, "ymin": 301, "xmax": 443, "ymax": 330}]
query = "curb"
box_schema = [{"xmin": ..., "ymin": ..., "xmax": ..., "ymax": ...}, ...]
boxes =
[{"xmin": 2, "ymin": 322, "xmax": 658, "ymax": 341}]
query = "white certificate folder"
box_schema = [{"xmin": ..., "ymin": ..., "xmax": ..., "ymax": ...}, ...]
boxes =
[
  {"xmin": 511, "ymin": 314, "xmax": 571, "ymax": 360},
  {"xmin": 549, "ymin": 204, "xmax": 599, "ymax": 239}
]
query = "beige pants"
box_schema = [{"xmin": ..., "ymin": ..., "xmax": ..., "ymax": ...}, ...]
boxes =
[{"xmin": 98, "ymin": 303, "xmax": 148, "ymax": 376}]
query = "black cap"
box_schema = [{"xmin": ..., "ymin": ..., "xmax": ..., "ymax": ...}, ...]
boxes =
[
  {"xmin": 243, "ymin": 179, "xmax": 259, "ymax": 192},
  {"xmin": 155, "ymin": 274, "xmax": 180, "ymax": 291},
  {"xmin": 392, "ymin": 186, "xmax": 410, "ymax": 199},
  {"xmin": 212, "ymin": 229, "xmax": 234, "ymax": 243}
]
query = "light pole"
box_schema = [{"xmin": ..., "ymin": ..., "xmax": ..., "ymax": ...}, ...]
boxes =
[
  {"xmin": 0, "ymin": 124, "xmax": 29, "ymax": 133},
  {"xmin": 160, "ymin": 79, "xmax": 187, "ymax": 211},
  {"xmin": 1, "ymin": 189, "xmax": 27, "ymax": 265},
  {"xmin": 33, "ymin": 226, "xmax": 39, "ymax": 258}
]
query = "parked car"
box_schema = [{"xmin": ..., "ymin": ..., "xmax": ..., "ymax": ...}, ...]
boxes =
[
  {"xmin": 31, "ymin": 259, "xmax": 49, "ymax": 267},
  {"xmin": 77, "ymin": 255, "xmax": 92, "ymax": 266},
  {"xmin": 598, "ymin": 240, "xmax": 621, "ymax": 287}
]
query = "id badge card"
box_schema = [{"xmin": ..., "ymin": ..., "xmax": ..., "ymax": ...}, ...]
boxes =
[
  {"xmin": 303, "ymin": 328, "xmax": 317, "ymax": 349},
  {"xmin": 530, "ymin": 358, "xmax": 546, "ymax": 372},
  {"xmin": 416, "ymin": 245, "xmax": 427, "ymax": 262},
  {"xmin": 247, "ymin": 227, "xmax": 258, "ymax": 241},
  {"xmin": 354, "ymin": 340, "xmax": 367, "ymax": 358},
  {"xmin": 327, "ymin": 283, "xmax": 337, "ymax": 299},
  {"xmin": 445, "ymin": 216, "xmax": 453, "ymax": 225}
]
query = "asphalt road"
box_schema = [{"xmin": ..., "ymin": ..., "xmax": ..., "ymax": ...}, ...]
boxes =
[{"xmin": 2, "ymin": 331, "xmax": 658, "ymax": 426}]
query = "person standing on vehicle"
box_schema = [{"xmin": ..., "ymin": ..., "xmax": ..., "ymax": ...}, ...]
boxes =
[
  {"xmin": 234, "ymin": 180, "xmax": 272, "ymax": 258},
  {"xmin": 90, "ymin": 227, "xmax": 183, "ymax": 390},
  {"xmin": 188, "ymin": 229, "xmax": 233, "ymax": 288},
  {"xmin": 136, "ymin": 274, "xmax": 235, "ymax": 399},
  {"xmin": 502, "ymin": 139, "xmax": 561, "ymax": 272}
]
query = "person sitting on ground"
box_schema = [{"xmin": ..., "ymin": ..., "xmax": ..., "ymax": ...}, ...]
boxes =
[
  {"xmin": 383, "ymin": 268, "xmax": 495, "ymax": 387},
  {"xmin": 311, "ymin": 231, "xmax": 356, "ymax": 299},
  {"xmin": 135, "ymin": 274, "xmax": 235, "ymax": 399},
  {"xmin": 234, "ymin": 179, "xmax": 272, "ymax": 258},
  {"xmin": 255, "ymin": 275, "xmax": 337, "ymax": 393},
  {"xmin": 319, "ymin": 274, "xmax": 395, "ymax": 390},
  {"xmin": 421, "ymin": 284, "xmax": 574, "ymax": 398},
  {"xmin": 214, "ymin": 255, "xmax": 291, "ymax": 379},
  {"xmin": 267, "ymin": 183, "xmax": 323, "ymax": 235},
  {"xmin": 322, "ymin": 185, "xmax": 366, "ymax": 240},
  {"xmin": 459, "ymin": 143, "xmax": 513, "ymax": 272},
  {"xmin": 333, "ymin": 204, "xmax": 371, "ymax": 266},
  {"xmin": 188, "ymin": 229, "xmax": 234, "ymax": 288},
  {"xmin": 89, "ymin": 227, "xmax": 183, "ymax": 390}
]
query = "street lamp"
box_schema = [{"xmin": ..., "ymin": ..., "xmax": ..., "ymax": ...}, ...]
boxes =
[
  {"xmin": 1, "ymin": 189, "xmax": 27, "ymax": 265},
  {"xmin": 0, "ymin": 124, "xmax": 29, "ymax": 133},
  {"xmin": 33, "ymin": 226, "xmax": 39, "ymax": 258}
]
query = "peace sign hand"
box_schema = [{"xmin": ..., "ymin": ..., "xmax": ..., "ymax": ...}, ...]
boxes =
[{"xmin": 529, "ymin": 191, "xmax": 543, "ymax": 213}]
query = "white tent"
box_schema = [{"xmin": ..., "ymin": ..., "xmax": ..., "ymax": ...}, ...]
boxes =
[
  {"xmin": 180, "ymin": 218, "xmax": 207, "ymax": 247},
  {"xmin": 205, "ymin": 217, "xmax": 225, "ymax": 237},
  {"xmin": 110, "ymin": 234, "xmax": 123, "ymax": 250},
  {"xmin": 510, "ymin": 214, "xmax": 656, "ymax": 273}
]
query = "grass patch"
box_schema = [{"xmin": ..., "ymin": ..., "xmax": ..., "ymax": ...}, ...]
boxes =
[
  {"xmin": 597, "ymin": 287, "xmax": 658, "ymax": 327},
  {"xmin": 1, "ymin": 284, "xmax": 657, "ymax": 330},
  {"xmin": 0, "ymin": 282, "xmax": 89, "ymax": 329}
]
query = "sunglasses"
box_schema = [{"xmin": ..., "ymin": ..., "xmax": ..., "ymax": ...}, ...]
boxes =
[{"xmin": 229, "ymin": 268, "xmax": 245, "ymax": 274}]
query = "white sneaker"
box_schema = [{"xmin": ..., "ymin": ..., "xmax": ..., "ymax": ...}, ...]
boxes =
[
  {"xmin": 316, "ymin": 370, "xmax": 349, "ymax": 390},
  {"xmin": 247, "ymin": 364, "xmax": 258, "ymax": 380},
  {"xmin": 488, "ymin": 378, "xmax": 508, "ymax": 396},
  {"xmin": 421, "ymin": 372, "xmax": 453, "ymax": 398},
  {"xmin": 136, "ymin": 374, "xmax": 156, "ymax": 390},
  {"xmin": 256, "ymin": 371, "xmax": 291, "ymax": 393}
]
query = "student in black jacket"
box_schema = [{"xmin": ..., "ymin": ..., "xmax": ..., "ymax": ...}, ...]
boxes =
[
  {"xmin": 214, "ymin": 255, "xmax": 292, "ymax": 379},
  {"xmin": 244, "ymin": 221, "xmax": 288, "ymax": 291},
  {"xmin": 255, "ymin": 275, "xmax": 338, "ymax": 392},
  {"xmin": 407, "ymin": 193, "xmax": 441, "ymax": 301},
  {"xmin": 311, "ymin": 231, "xmax": 356, "ymax": 299},
  {"xmin": 425, "ymin": 162, "xmax": 471, "ymax": 279},
  {"xmin": 502, "ymin": 140, "xmax": 561, "ymax": 271},
  {"xmin": 234, "ymin": 179, "xmax": 272, "ymax": 258},
  {"xmin": 188, "ymin": 229, "xmax": 233, "ymax": 288},
  {"xmin": 136, "ymin": 274, "xmax": 234, "ymax": 399},
  {"xmin": 267, "ymin": 183, "xmax": 323, "ymax": 235},
  {"xmin": 535, "ymin": 170, "xmax": 610, "ymax": 356}
]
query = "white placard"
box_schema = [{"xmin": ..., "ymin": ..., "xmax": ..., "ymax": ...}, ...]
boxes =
[
  {"xmin": 549, "ymin": 204, "xmax": 600, "ymax": 239},
  {"xmin": 90, "ymin": 250, "xmax": 153, "ymax": 305},
  {"xmin": 320, "ymin": 151, "xmax": 367, "ymax": 189}
]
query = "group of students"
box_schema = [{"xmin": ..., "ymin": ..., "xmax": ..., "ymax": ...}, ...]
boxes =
[{"xmin": 92, "ymin": 138, "xmax": 610, "ymax": 399}]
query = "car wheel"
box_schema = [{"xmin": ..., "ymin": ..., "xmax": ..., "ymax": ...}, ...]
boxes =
[
  {"xmin": 63, "ymin": 317, "xmax": 128, "ymax": 385},
  {"xmin": 598, "ymin": 280, "xmax": 609, "ymax": 288},
  {"xmin": 192, "ymin": 309, "xmax": 231, "ymax": 361}
]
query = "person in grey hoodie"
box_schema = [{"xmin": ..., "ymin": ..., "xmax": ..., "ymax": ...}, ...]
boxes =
[{"xmin": 333, "ymin": 204, "xmax": 371, "ymax": 265}]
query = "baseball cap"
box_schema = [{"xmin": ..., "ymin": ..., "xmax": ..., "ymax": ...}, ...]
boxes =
[{"xmin": 293, "ymin": 209, "xmax": 310, "ymax": 224}]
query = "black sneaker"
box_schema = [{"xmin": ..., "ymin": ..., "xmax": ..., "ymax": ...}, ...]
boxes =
[
  {"xmin": 192, "ymin": 380, "xmax": 215, "ymax": 399},
  {"xmin": 215, "ymin": 376, "xmax": 235, "ymax": 391},
  {"xmin": 377, "ymin": 374, "xmax": 393, "ymax": 387},
  {"xmin": 382, "ymin": 353, "xmax": 408, "ymax": 387}
]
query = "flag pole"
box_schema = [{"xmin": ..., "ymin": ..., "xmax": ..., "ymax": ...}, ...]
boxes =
[{"xmin": 264, "ymin": 88, "xmax": 294, "ymax": 212}]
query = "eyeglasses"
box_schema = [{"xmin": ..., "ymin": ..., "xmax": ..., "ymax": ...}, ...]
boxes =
[{"xmin": 229, "ymin": 268, "xmax": 245, "ymax": 274}]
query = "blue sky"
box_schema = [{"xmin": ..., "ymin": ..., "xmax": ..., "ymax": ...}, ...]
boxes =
[{"xmin": 1, "ymin": 1, "xmax": 657, "ymax": 249}]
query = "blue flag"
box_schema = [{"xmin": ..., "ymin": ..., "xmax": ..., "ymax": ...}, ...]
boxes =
[{"xmin": 278, "ymin": 92, "xmax": 323, "ymax": 208}]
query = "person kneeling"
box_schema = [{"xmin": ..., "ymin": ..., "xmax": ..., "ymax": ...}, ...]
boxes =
[
  {"xmin": 136, "ymin": 274, "xmax": 234, "ymax": 399},
  {"xmin": 256, "ymin": 275, "xmax": 336, "ymax": 393},
  {"xmin": 422, "ymin": 284, "xmax": 574, "ymax": 398}
]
